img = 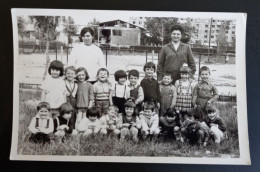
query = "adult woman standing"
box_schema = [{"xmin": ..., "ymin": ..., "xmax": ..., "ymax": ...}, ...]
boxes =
[
  {"xmin": 68, "ymin": 27, "xmax": 106, "ymax": 84},
  {"xmin": 157, "ymin": 25, "xmax": 196, "ymax": 84}
]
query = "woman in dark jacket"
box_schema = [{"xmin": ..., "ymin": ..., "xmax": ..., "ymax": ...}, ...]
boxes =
[{"xmin": 157, "ymin": 24, "xmax": 196, "ymax": 84}]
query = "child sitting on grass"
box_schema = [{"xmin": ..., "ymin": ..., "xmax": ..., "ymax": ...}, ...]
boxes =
[
  {"xmin": 140, "ymin": 62, "xmax": 160, "ymax": 112},
  {"xmin": 159, "ymin": 73, "xmax": 177, "ymax": 116},
  {"xmin": 112, "ymin": 70, "xmax": 130, "ymax": 114},
  {"xmin": 28, "ymin": 102, "xmax": 54, "ymax": 144},
  {"xmin": 41, "ymin": 60, "xmax": 67, "ymax": 117},
  {"xmin": 100, "ymin": 105, "xmax": 121, "ymax": 137},
  {"xmin": 53, "ymin": 103, "xmax": 75, "ymax": 142},
  {"xmin": 205, "ymin": 105, "xmax": 227, "ymax": 145},
  {"xmin": 192, "ymin": 66, "xmax": 218, "ymax": 121},
  {"xmin": 139, "ymin": 101, "xmax": 160, "ymax": 140},
  {"xmin": 77, "ymin": 107, "xmax": 101, "ymax": 137},
  {"xmin": 118, "ymin": 99, "xmax": 141, "ymax": 142},
  {"xmin": 159, "ymin": 107, "xmax": 182, "ymax": 141},
  {"xmin": 93, "ymin": 68, "xmax": 113, "ymax": 116},
  {"xmin": 127, "ymin": 69, "xmax": 144, "ymax": 115}
]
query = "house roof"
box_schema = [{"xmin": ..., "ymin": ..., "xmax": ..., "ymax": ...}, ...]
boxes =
[{"xmin": 99, "ymin": 19, "xmax": 146, "ymax": 30}]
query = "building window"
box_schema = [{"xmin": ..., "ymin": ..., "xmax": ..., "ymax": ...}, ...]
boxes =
[
  {"xmin": 204, "ymin": 35, "xmax": 208, "ymax": 38},
  {"xmin": 204, "ymin": 40, "xmax": 208, "ymax": 43},
  {"xmin": 133, "ymin": 21, "xmax": 135, "ymax": 24},
  {"xmin": 216, "ymin": 30, "xmax": 219, "ymax": 33},
  {"xmin": 226, "ymin": 31, "xmax": 228, "ymax": 34},
  {"xmin": 213, "ymin": 20, "xmax": 216, "ymax": 22},
  {"xmin": 113, "ymin": 29, "xmax": 122, "ymax": 36},
  {"xmin": 140, "ymin": 17, "xmax": 142, "ymax": 19},
  {"xmin": 205, "ymin": 24, "xmax": 208, "ymax": 27},
  {"xmin": 139, "ymin": 21, "xmax": 142, "ymax": 25},
  {"xmin": 205, "ymin": 30, "xmax": 208, "ymax": 33},
  {"xmin": 212, "ymin": 30, "xmax": 215, "ymax": 33},
  {"xmin": 232, "ymin": 31, "xmax": 235, "ymax": 34},
  {"xmin": 232, "ymin": 26, "xmax": 235, "ymax": 29},
  {"xmin": 211, "ymin": 35, "xmax": 214, "ymax": 38},
  {"xmin": 212, "ymin": 25, "xmax": 215, "ymax": 28}
]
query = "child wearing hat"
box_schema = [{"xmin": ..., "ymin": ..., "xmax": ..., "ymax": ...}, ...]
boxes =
[{"xmin": 174, "ymin": 64, "xmax": 195, "ymax": 121}]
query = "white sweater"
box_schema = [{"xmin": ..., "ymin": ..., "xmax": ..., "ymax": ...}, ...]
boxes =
[{"xmin": 68, "ymin": 43, "xmax": 106, "ymax": 81}]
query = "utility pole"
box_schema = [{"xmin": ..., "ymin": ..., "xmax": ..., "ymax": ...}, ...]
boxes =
[{"xmin": 208, "ymin": 18, "xmax": 213, "ymax": 62}]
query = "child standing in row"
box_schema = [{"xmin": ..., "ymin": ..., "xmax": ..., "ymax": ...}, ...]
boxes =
[
  {"xmin": 93, "ymin": 68, "xmax": 113, "ymax": 116},
  {"xmin": 140, "ymin": 62, "xmax": 160, "ymax": 111},
  {"xmin": 159, "ymin": 73, "xmax": 177, "ymax": 116},
  {"xmin": 118, "ymin": 99, "xmax": 141, "ymax": 142},
  {"xmin": 128, "ymin": 69, "xmax": 144, "ymax": 115},
  {"xmin": 112, "ymin": 70, "xmax": 130, "ymax": 114},
  {"xmin": 192, "ymin": 66, "xmax": 218, "ymax": 121},
  {"xmin": 75, "ymin": 67, "xmax": 94, "ymax": 129},
  {"xmin": 41, "ymin": 60, "xmax": 67, "ymax": 117},
  {"xmin": 28, "ymin": 102, "xmax": 54, "ymax": 144},
  {"xmin": 64, "ymin": 66, "xmax": 78, "ymax": 129}
]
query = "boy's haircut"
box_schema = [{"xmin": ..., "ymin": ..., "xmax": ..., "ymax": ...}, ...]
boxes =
[
  {"xmin": 37, "ymin": 102, "xmax": 50, "ymax": 111},
  {"xmin": 48, "ymin": 60, "xmax": 64, "ymax": 76},
  {"xmin": 114, "ymin": 70, "xmax": 127, "ymax": 82},
  {"xmin": 97, "ymin": 68, "xmax": 109, "ymax": 76},
  {"xmin": 165, "ymin": 107, "xmax": 179, "ymax": 118},
  {"xmin": 143, "ymin": 100, "xmax": 156, "ymax": 111},
  {"xmin": 59, "ymin": 103, "xmax": 73, "ymax": 116},
  {"xmin": 87, "ymin": 107, "xmax": 101, "ymax": 118},
  {"xmin": 143, "ymin": 62, "xmax": 156, "ymax": 72},
  {"xmin": 205, "ymin": 105, "xmax": 217, "ymax": 114},
  {"xmin": 199, "ymin": 66, "xmax": 211, "ymax": 75},
  {"xmin": 124, "ymin": 98, "xmax": 136, "ymax": 108},
  {"xmin": 108, "ymin": 105, "xmax": 119, "ymax": 113},
  {"xmin": 128, "ymin": 69, "xmax": 139, "ymax": 78},
  {"xmin": 163, "ymin": 72, "xmax": 173, "ymax": 79},
  {"xmin": 180, "ymin": 65, "xmax": 190, "ymax": 74},
  {"xmin": 76, "ymin": 67, "xmax": 90, "ymax": 81},
  {"xmin": 65, "ymin": 66, "xmax": 77, "ymax": 74}
]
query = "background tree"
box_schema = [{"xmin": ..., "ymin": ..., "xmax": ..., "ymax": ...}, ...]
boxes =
[
  {"xmin": 216, "ymin": 20, "xmax": 231, "ymax": 55},
  {"xmin": 62, "ymin": 16, "xmax": 78, "ymax": 45},
  {"xmin": 30, "ymin": 16, "xmax": 61, "ymax": 80},
  {"xmin": 88, "ymin": 18, "xmax": 100, "ymax": 42},
  {"xmin": 17, "ymin": 16, "xmax": 26, "ymax": 53}
]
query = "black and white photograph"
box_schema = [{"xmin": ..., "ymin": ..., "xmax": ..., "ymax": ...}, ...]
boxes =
[{"xmin": 10, "ymin": 9, "xmax": 249, "ymax": 164}]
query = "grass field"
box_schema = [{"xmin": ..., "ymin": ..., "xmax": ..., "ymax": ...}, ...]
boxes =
[{"xmin": 17, "ymin": 89, "xmax": 239, "ymax": 157}]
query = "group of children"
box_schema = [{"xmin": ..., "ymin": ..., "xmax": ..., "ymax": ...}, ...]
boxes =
[{"xmin": 28, "ymin": 60, "xmax": 227, "ymax": 147}]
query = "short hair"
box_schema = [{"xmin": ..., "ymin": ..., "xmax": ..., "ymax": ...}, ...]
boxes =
[
  {"xmin": 114, "ymin": 70, "xmax": 127, "ymax": 82},
  {"xmin": 97, "ymin": 68, "xmax": 109, "ymax": 76},
  {"xmin": 205, "ymin": 105, "xmax": 217, "ymax": 114},
  {"xmin": 76, "ymin": 67, "xmax": 90, "ymax": 81},
  {"xmin": 165, "ymin": 107, "xmax": 179, "ymax": 120},
  {"xmin": 108, "ymin": 105, "xmax": 119, "ymax": 113},
  {"xmin": 143, "ymin": 101, "xmax": 156, "ymax": 111},
  {"xmin": 128, "ymin": 69, "xmax": 139, "ymax": 78},
  {"xmin": 199, "ymin": 66, "xmax": 211, "ymax": 75},
  {"xmin": 65, "ymin": 66, "xmax": 77, "ymax": 74},
  {"xmin": 79, "ymin": 27, "xmax": 95, "ymax": 42},
  {"xmin": 163, "ymin": 73, "xmax": 173, "ymax": 79},
  {"xmin": 170, "ymin": 24, "xmax": 184, "ymax": 34},
  {"xmin": 37, "ymin": 102, "xmax": 50, "ymax": 111},
  {"xmin": 124, "ymin": 98, "xmax": 136, "ymax": 108},
  {"xmin": 59, "ymin": 103, "xmax": 73, "ymax": 117},
  {"xmin": 143, "ymin": 62, "xmax": 156, "ymax": 72},
  {"xmin": 87, "ymin": 107, "xmax": 101, "ymax": 118},
  {"xmin": 48, "ymin": 60, "xmax": 64, "ymax": 76},
  {"xmin": 180, "ymin": 65, "xmax": 190, "ymax": 74}
]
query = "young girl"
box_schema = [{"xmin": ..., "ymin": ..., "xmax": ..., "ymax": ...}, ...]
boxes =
[
  {"xmin": 112, "ymin": 70, "xmax": 130, "ymax": 114},
  {"xmin": 175, "ymin": 64, "xmax": 195, "ymax": 120},
  {"xmin": 159, "ymin": 73, "xmax": 177, "ymax": 116},
  {"xmin": 75, "ymin": 67, "xmax": 94, "ymax": 129},
  {"xmin": 64, "ymin": 66, "xmax": 78, "ymax": 129},
  {"xmin": 77, "ymin": 107, "xmax": 101, "ymax": 137},
  {"xmin": 41, "ymin": 60, "xmax": 67, "ymax": 117},
  {"xmin": 118, "ymin": 99, "xmax": 141, "ymax": 142},
  {"xmin": 93, "ymin": 68, "xmax": 113, "ymax": 116},
  {"xmin": 53, "ymin": 102, "xmax": 74, "ymax": 142}
]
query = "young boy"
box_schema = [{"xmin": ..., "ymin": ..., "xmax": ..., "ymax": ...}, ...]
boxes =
[
  {"xmin": 139, "ymin": 101, "xmax": 160, "ymax": 140},
  {"xmin": 140, "ymin": 62, "xmax": 160, "ymax": 111},
  {"xmin": 159, "ymin": 107, "xmax": 181, "ymax": 141},
  {"xmin": 93, "ymin": 68, "xmax": 113, "ymax": 116},
  {"xmin": 100, "ymin": 105, "xmax": 121, "ymax": 137},
  {"xmin": 128, "ymin": 69, "xmax": 144, "ymax": 115},
  {"xmin": 205, "ymin": 105, "xmax": 227, "ymax": 145},
  {"xmin": 28, "ymin": 102, "xmax": 54, "ymax": 144}
]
